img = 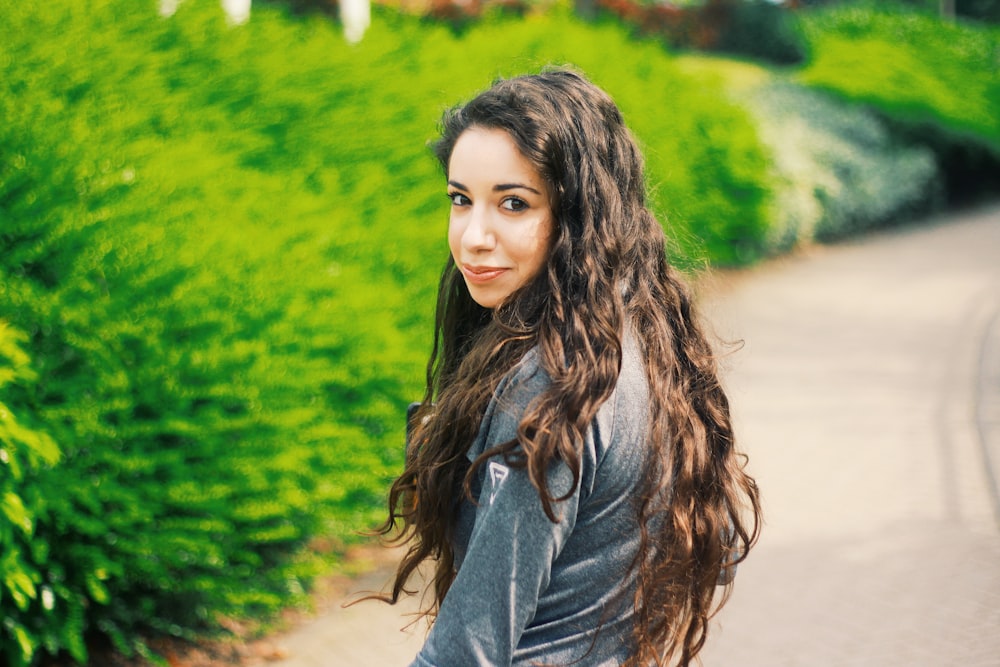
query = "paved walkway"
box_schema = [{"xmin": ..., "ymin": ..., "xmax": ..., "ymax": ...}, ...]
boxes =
[{"xmin": 270, "ymin": 205, "xmax": 1000, "ymax": 666}]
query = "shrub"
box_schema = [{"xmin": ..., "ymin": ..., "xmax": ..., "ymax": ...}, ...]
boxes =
[
  {"xmin": 1, "ymin": 1, "xmax": 415, "ymax": 659},
  {"xmin": 675, "ymin": 53, "xmax": 943, "ymax": 249},
  {"xmin": 0, "ymin": 324, "xmax": 68, "ymax": 667},
  {"xmin": 746, "ymin": 82, "xmax": 941, "ymax": 245},
  {"xmin": 798, "ymin": 1, "xmax": 1000, "ymax": 150},
  {"xmin": 796, "ymin": 1, "xmax": 1000, "ymax": 207}
]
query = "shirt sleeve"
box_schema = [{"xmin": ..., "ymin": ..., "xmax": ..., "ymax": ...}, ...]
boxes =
[{"xmin": 409, "ymin": 354, "xmax": 582, "ymax": 667}]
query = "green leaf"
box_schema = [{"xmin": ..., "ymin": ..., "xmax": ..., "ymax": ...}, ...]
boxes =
[
  {"xmin": 84, "ymin": 574, "xmax": 110, "ymax": 605},
  {"xmin": 1, "ymin": 493, "xmax": 33, "ymax": 537},
  {"xmin": 11, "ymin": 620, "xmax": 36, "ymax": 663}
]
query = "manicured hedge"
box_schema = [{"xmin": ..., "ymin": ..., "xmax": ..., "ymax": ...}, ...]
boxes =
[
  {"xmin": 798, "ymin": 1, "xmax": 1000, "ymax": 150},
  {"xmin": 747, "ymin": 82, "xmax": 941, "ymax": 245},
  {"xmin": 678, "ymin": 0, "xmax": 999, "ymax": 247}
]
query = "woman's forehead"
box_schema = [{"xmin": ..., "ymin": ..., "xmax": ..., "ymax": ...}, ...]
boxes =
[{"xmin": 448, "ymin": 129, "xmax": 545, "ymax": 188}]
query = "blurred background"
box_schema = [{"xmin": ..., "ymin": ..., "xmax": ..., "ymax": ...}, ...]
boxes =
[{"xmin": 1, "ymin": 0, "xmax": 998, "ymax": 665}]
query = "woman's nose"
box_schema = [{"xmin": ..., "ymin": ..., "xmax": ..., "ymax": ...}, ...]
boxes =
[{"xmin": 462, "ymin": 206, "xmax": 496, "ymax": 251}]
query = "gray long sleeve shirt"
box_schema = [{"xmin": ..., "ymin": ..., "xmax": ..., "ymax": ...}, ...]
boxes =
[{"xmin": 410, "ymin": 338, "xmax": 651, "ymax": 667}]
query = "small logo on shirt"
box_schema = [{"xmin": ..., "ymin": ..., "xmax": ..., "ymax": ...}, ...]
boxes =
[{"xmin": 487, "ymin": 462, "xmax": 509, "ymax": 505}]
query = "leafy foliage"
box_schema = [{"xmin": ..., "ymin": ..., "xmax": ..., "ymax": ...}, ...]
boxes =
[
  {"xmin": 0, "ymin": 324, "xmax": 68, "ymax": 667},
  {"xmin": 798, "ymin": 1, "xmax": 1000, "ymax": 149},
  {"xmin": 747, "ymin": 83, "xmax": 940, "ymax": 245}
]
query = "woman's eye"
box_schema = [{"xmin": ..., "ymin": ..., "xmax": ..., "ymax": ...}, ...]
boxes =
[
  {"xmin": 448, "ymin": 192, "xmax": 470, "ymax": 206},
  {"xmin": 501, "ymin": 197, "xmax": 528, "ymax": 212}
]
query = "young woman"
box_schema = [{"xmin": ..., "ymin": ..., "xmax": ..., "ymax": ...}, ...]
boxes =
[{"xmin": 379, "ymin": 67, "xmax": 761, "ymax": 667}]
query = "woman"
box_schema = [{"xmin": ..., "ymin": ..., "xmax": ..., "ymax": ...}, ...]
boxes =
[{"xmin": 379, "ymin": 67, "xmax": 761, "ymax": 666}]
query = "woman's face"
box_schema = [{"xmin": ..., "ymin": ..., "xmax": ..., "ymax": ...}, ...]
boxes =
[{"xmin": 447, "ymin": 127, "xmax": 554, "ymax": 310}]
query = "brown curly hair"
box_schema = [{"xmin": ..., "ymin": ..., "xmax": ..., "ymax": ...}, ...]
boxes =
[{"xmin": 378, "ymin": 67, "xmax": 761, "ymax": 666}]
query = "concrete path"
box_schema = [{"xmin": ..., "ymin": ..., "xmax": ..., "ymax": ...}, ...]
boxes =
[{"xmin": 270, "ymin": 205, "xmax": 1000, "ymax": 666}]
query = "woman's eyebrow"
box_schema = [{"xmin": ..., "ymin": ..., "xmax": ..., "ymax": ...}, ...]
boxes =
[
  {"xmin": 447, "ymin": 180, "xmax": 542, "ymax": 195},
  {"xmin": 494, "ymin": 183, "xmax": 542, "ymax": 195}
]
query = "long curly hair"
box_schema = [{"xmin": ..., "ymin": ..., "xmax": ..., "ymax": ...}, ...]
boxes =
[{"xmin": 378, "ymin": 67, "xmax": 761, "ymax": 666}]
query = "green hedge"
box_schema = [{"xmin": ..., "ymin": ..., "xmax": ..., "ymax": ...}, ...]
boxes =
[
  {"xmin": 798, "ymin": 1, "xmax": 1000, "ymax": 150},
  {"xmin": 0, "ymin": 0, "xmax": 772, "ymax": 661},
  {"xmin": 747, "ymin": 82, "xmax": 940, "ymax": 245},
  {"xmin": 0, "ymin": 324, "xmax": 68, "ymax": 667}
]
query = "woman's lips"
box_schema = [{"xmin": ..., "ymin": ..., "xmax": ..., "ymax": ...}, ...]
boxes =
[{"xmin": 461, "ymin": 264, "xmax": 508, "ymax": 284}]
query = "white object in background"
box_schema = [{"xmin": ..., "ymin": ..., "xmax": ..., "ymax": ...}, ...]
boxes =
[
  {"xmin": 341, "ymin": 0, "xmax": 370, "ymax": 44},
  {"xmin": 222, "ymin": 0, "xmax": 251, "ymax": 25},
  {"xmin": 159, "ymin": 0, "xmax": 181, "ymax": 17},
  {"xmin": 160, "ymin": 0, "xmax": 250, "ymax": 25}
]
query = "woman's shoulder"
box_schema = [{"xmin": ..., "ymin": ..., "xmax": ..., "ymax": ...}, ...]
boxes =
[
  {"xmin": 491, "ymin": 347, "xmax": 550, "ymax": 413},
  {"xmin": 498, "ymin": 333, "xmax": 647, "ymax": 409}
]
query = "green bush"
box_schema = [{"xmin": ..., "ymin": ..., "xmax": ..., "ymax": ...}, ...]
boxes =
[
  {"xmin": 0, "ymin": 323, "xmax": 68, "ymax": 667},
  {"xmin": 1, "ymin": 0, "xmax": 772, "ymax": 660},
  {"xmin": 746, "ymin": 82, "xmax": 940, "ymax": 245},
  {"xmin": 798, "ymin": 1, "xmax": 1000, "ymax": 150},
  {"xmin": 1, "ymin": 1, "xmax": 417, "ymax": 659}
]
